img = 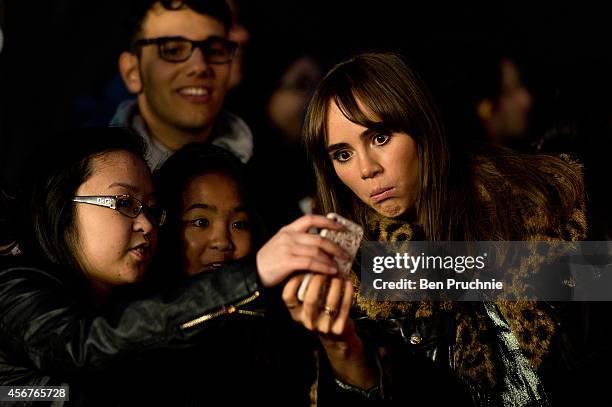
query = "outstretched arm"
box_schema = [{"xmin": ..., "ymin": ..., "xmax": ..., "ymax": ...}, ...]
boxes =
[{"xmin": 0, "ymin": 214, "xmax": 346, "ymax": 378}]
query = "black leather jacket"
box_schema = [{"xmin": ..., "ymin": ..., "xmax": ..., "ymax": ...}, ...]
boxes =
[
  {"xmin": 0, "ymin": 258, "xmax": 263, "ymax": 406},
  {"xmin": 325, "ymin": 302, "xmax": 605, "ymax": 407}
]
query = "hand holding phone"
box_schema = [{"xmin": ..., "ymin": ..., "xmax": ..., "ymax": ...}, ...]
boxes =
[{"xmin": 297, "ymin": 213, "xmax": 363, "ymax": 302}]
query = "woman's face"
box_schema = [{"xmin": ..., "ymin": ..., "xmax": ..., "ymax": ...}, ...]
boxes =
[
  {"xmin": 180, "ymin": 172, "xmax": 252, "ymax": 276},
  {"xmin": 74, "ymin": 150, "xmax": 157, "ymax": 293},
  {"xmin": 325, "ymin": 100, "xmax": 419, "ymax": 218},
  {"xmin": 267, "ymin": 56, "xmax": 322, "ymax": 143}
]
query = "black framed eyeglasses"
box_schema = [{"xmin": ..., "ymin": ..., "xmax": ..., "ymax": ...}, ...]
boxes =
[
  {"xmin": 133, "ymin": 36, "xmax": 238, "ymax": 64},
  {"xmin": 72, "ymin": 195, "xmax": 166, "ymax": 226}
]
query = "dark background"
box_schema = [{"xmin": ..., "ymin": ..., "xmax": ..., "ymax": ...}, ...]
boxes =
[{"xmin": 1, "ymin": 1, "xmax": 612, "ymax": 189}]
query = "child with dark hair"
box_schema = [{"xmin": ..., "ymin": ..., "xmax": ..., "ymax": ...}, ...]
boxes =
[
  {"xmin": 154, "ymin": 142, "xmax": 265, "ymax": 281},
  {"xmin": 152, "ymin": 142, "xmax": 319, "ymax": 405}
]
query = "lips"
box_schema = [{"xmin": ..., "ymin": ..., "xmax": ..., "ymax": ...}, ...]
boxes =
[
  {"xmin": 177, "ymin": 86, "xmax": 212, "ymax": 103},
  {"xmin": 201, "ymin": 261, "xmax": 225, "ymax": 272},
  {"xmin": 179, "ymin": 86, "xmax": 210, "ymax": 96},
  {"xmin": 370, "ymin": 186, "xmax": 395, "ymax": 204},
  {"xmin": 129, "ymin": 243, "xmax": 151, "ymax": 262}
]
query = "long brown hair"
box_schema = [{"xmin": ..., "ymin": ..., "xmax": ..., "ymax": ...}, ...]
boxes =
[{"xmin": 303, "ymin": 52, "xmax": 584, "ymax": 241}]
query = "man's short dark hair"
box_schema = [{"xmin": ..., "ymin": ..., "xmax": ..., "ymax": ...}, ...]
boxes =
[
  {"xmin": 124, "ymin": 0, "xmax": 232, "ymax": 51},
  {"xmin": 16, "ymin": 127, "xmax": 146, "ymax": 272}
]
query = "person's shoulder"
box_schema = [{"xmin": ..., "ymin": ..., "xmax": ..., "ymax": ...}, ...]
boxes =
[
  {"xmin": 471, "ymin": 149, "xmax": 586, "ymax": 241},
  {"xmin": 211, "ymin": 110, "xmax": 254, "ymax": 164},
  {"xmin": 0, "ymin": 258, "xmax": 75, "ymax": 288},
  {"xmin": 109, "ymin": 99, "xmax": 138, "ymax": 127},
  {"xmin": 472, "ymin": 149, "xmax": 584, "ymax": 194}
]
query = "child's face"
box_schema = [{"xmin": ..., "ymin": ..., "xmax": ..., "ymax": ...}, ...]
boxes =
[
  {"xmin": 74, "ymin": 151, "xmax": 157, "ymax": 292},
  {"xmin": 180, "ymin": 172, "xmax": 252, "ymax": 275}
]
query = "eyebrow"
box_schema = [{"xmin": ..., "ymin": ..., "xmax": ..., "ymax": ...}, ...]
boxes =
[
  {"xmin": 145, "ymin": 35, "xmax": 229, "ymax": 44},
  {"xmin": 326, "ymin": 128, "xmax": 378, "ymax": 153},
  {"xmin": 108, "ymin": 182, "xmax": 156, "ymax": 199},
  {"xmin": 108, "ymin": 182, "xmax": 139, "ymax": 194},
  {"xmin": 184, "ymin": 203, "xmax": 249, "ymax": 214}
]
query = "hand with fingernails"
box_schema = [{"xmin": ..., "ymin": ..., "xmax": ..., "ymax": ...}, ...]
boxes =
[
  {"xmin": 281, "ymin": 250, "xmax": 378, "ymax": 390},
  {"xmin": 283, "ymin": 274, "xmax": 352, "ymax": 334},
  {"xmin": 255, "ymin": 214, "xmax": 349, "ymax": 287}
]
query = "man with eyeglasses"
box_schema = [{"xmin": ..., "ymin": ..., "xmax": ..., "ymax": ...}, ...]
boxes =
[{"xmin": 112, "ymin": 0, "xmax": 253, "ymax": 170}]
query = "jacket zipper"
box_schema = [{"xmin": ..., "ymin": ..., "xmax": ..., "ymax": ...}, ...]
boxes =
[
  {"xmin": 236, "ymin": 309, "xmax": 265, "ymax": 317},
  {"xmin": 179, "ymin": 290, "xmax": 261, "ymax": 330}
]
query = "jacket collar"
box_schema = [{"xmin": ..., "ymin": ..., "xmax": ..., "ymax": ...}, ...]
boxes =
[{"xmin": 110, "ymin": 99, "xmax": 254, "ymax": 170}]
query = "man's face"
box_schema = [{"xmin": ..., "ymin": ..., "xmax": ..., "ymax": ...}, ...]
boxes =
[{"xmin": 133, "ymin": 5, "xmax": 231, "ymax": 136}]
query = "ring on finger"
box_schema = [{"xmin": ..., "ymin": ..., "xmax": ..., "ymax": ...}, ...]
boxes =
[
  {"xmin": 286, "ymin": 302, "xmax": 300, "ymax": 309},
  {"xmin": 322, "ymin": 305, "xmax": 337, "ymax": 318}
]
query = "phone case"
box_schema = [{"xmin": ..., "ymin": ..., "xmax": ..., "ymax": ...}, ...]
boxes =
[
  {"xmin": 320, "ymin": 213, "xmax": 364, "ymax": 278},
  {"xmin": 297, "ymin": 213, "xmax": 363, "ymax": 302}
]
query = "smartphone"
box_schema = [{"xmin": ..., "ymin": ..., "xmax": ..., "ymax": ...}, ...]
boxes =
[{"xmin": 297, "ymin": 213, "xmax": 363, "ymax": 302}]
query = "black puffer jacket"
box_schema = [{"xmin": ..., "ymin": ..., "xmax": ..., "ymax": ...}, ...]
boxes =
[{"xmin": 0, "ymin": 258, "xmax": 263, "ymax": 406}]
